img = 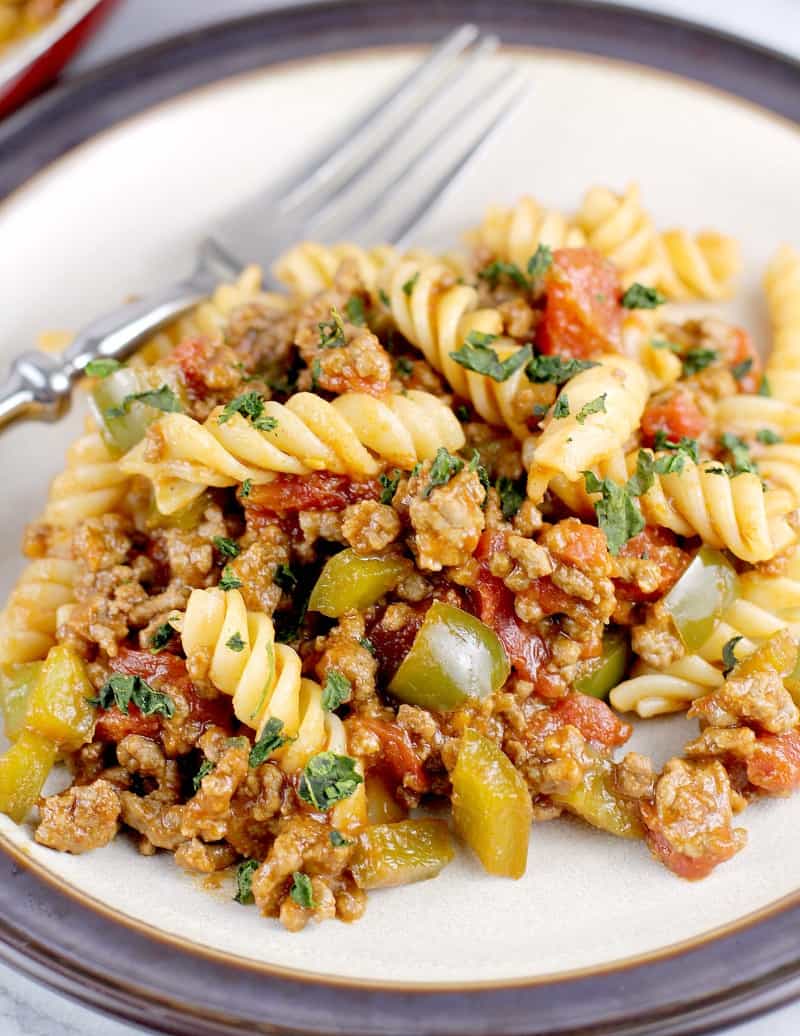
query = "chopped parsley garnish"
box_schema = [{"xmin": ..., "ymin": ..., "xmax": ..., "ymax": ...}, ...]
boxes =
[
  {"xmin": 329, "ymin": 829, "xmax": 352, "ymax": 847},
  {"xmin": 553, "ymin": 395, "xmax": 570, "ymax": 419},
  {"xmin": 217, "ymin": 391, "xmax": 277, "ymax": 432},
  {"xmin": 359, "ymin": 636, "xmax": 376, "ymax": 657},
  {"xmin": 402, "ymin": 272, "xmax": 419, "ymax": 297},
  {"xmin": 298, "ymin": 752, "xmax": 364, "ymax": 810},
  {"xmin": 234, "ymin": 858, "xmax": 259, "ymax": 904},
  {"xmin": 248, "ymin": 717, "xmax": 293, "ymax": 767},
  {"xmin": 759, "ymin": 375, "xmax": 772, "ymax": 397},
  {"xmin": 496, "ymin": 476, "xmax": 526, "ymax": 520},
  {"xmin": 705, "ymin": 465, "xmax": 728, "ymax": 475},
  {"xmin": 450, "ymin": 332, "xmax": 531, "ymax": 383},
  {"xmin": 321, "ymin": 671, "xmax": 352, "ymax": 712},
  {"xmin": 192, "ymin": 759, "xmax": 215, "ymax": 792},
  {"xmin": 525, "ymin": 354, "xmax": 598, "ymax": 385},
  {"xmin": 731, "ymin": 357, "xmax": 753, "ymax": 382},
  {"xmin": 455, "ymin": 404, "xmax": 471, "ymax": 423},
  {"xmin": 85, "ymin": 357, "xmax": 122, "ymax": 378},
  {"xmin": 318, "ymin": 307, "xmax": 346, "ymax": 348},
  {"xmin": 583, "ymin": 471, "xmax": 646, "ymax": 555},
  {"xmin": 422, "ymin": 448, "xmax": 464, "ymax": 499},
  {"xmin": 310, "ymin": 356, "xmax": 322, "ymax": 390},
  {"xmin": 527, "ymin": 243, "xmax": 553, "ymax": 281},
  {"xmin": 274, "ymin": 564, "xmax": 297, "ymax": 593},
  {"xmin": 468, "ymin": 450, "xmax": 490, "ymax": 496},
  {"xmin": 344, "ymin": 296, "xmax": 367, "ymax": 326},
  {"xmin": 213, "ymin": 536, "xmax": 240, "ymax": 559},
  {"xmin": 756, "ymin": 428, "xmax": 782, "ymax": 445},
  {"xmin": 682, "ymin": 347, "xmax": 718, "ymax": 377},
  {"xmin": 219, "ymin": 566, "xmax": 243, "ymax": 591},
  {"xmin": 620, "ymin": 283, "xmax": 666, "ymax": 309},
  {"xmin": 576, "ymin": 393, "xmax": 607, "ymax": 425},
  {"xmin": 88, "ymin": 674, "xmax": 175, "ymax": 718},
  {"xmin": 106, "ymin": 384, "xmax": 182, "ymax": 419},
  {"xmin": 241, "ymin": 478, "xmax": 253, "ymax": 499},
  {"xmin": 722, "ymin": 635, "xmax": 744, "ymax": 676},
  {"xmin": 720, "ymin": 432, "xmax": 757, "ymax": 475},
  {"xmin": 149, "ymin": 622, "xmax": 175, "ymax": 653},
  {"xmin": 651, "ymin": 432, "xmax": 700, "ymax": 473},
  {"xmin": 226, "ymin": 632, "xmax": 246, "ymax": 652},
  {"xmin": 290, "ymin": 872, "xmax": 315, "ymax": 909},
  {"xmin": 478, "ymin": 260, "xmax": 528, "ymax": 290},
  {"xmin": 395, "ymin": 357, "xmax": 414, "ymax": 376},
  {"xmin": 379, "ymin": 470, "xmax": 402, "ymax": 505},
  {"xmin": 378, "ymin": 288, "xmax": 390, "ymax": 307},
  {"xmin": 650, "ymin": 337, "xmax": 681, "ymax": 353}
]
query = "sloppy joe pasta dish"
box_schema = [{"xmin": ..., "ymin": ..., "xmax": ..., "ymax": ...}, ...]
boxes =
[{"xmin": 2, "ymin": 182, "xmax": 800, "ymax": 931}]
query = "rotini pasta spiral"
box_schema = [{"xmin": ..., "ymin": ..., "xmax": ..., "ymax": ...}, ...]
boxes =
[
  {"xmin": 752, "ymin": 441, "xmax": 800, "ymax": 507},
  {"xmin": 715, "ymin": 395, "xmax": 800, "ymax": 443},
  {"xmin": 0, "ymin": 559, "xmax": 79, "ymax": 665},
  {"xmin": 465, "ymin": 195, "xmax": 585, "ymax": 268},
  {"xmin": 656, "ymin": 228, "xmax": 742, "ymax": 301},
  {"xmin": 611, "ymin": 596, "xmax": 798, "ymax": 717},
  {"xmin": 525, "ymin": 356, "xmax": 649, "ymax": 502},
  {"xmin": 273, "ymin": 242, "xmax": 400, "ymax": 298},
  {"xmin": 121, "ymin": 388, "xmax": 465, "ymax": 514},
  {"xmin": 637, "ymin": 454, "xmax": 795, "ymax": 563},
  {"xmin": 41, "ymin": 430, "xmax": 130, "ymax": 528},
  {"xmin": 382, "ymin": 258, "xmax": 531, "ymax": 437},
  {"xmin": 181, "ymin": 588, "xmax": 367, "ymax": 827},
  {"xmin": 762, "ymin": 245, "xmax": 800, "ymax": 404}
]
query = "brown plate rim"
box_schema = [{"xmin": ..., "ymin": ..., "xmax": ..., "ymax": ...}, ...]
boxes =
[{"xmin": 1, "ymin": 2, "xmax": 800, "ymax": 1033}]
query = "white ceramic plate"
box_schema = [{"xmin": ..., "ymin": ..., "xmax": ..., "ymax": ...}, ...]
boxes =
[{"xmin": 1, "ymin": 5, "xmax": 799, "ymax": 1034}]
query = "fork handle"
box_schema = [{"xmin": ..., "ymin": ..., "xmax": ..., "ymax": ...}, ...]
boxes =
[{"xmin": 0, "ymin": 240, "xmax": 238, "ymax": 431}]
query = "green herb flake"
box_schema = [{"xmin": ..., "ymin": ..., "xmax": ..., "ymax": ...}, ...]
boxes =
[
  {"xmin": 234, "ymin": 858, "xmax": 259, "ymax": 905},
  {"xmin": 106, "ymin": 384, "xmax": 182, "ymax": 419},
  {"xmin": 319, "ymin": 307, "xmax": 346, "ymax": 349},
  {"xmin": 496, "ymin": 476, "xmax": 526, "ymax": 520},
  {"xmin": 192, "ymin": 759, "xmax": 215, "ymax": 792},
  {"xmin": 621, "ymin": 283, "xmax": 666, "ymax": 309},
  {"xmin": 455, "ymin": 404, "xmax": 471, "ymax": 423},
  {"xmin": 329, "ymin": 829, "xmax": 352, "ymax": 847},
  {"xmin": 149, "ymin": 622, "xmax": 175, "ymax": 654},
  {"xmin": 468, "ymin": 449, "xmax": 491, "ymax": 497},
  {"xmin": 722, "ymin": 635, "xmax": 744, "ymax": 676},
  {"xmin": 650, "ymin": 338, "xmax": 681, "ymax": 353},
  {"xmin": 450, "ymin": 333, "xmax": 531, "ymax": 383},
  {"xmin": 422, "ymin": 448, "xmax": 464, "ymax": 499},
  {"xmin": 478, "ymin": 260, "xmax": 528, "ymax": 290},
  {"xmin": 526, "ymin": 244, "xmax": 553, "ymax": 281},
  {"xmin": 298, "ymin": 752, "xmax": 364, "ymax": 810},
  {"xmin": 553, "ymin": 395, "xmax": 570, "ymax": 419},
  {"xmin": 682, "ymin": 347, "xmax": 719, "ymax": 377},
  {"xmin": 344, "ymin": 296, "xmax": 367, "ymax": 326},
  {"xmin": 249, "ymin": 717, "xmax": 293, "ymax": 768},
  {"xmin": 358, "ymin": 637, "xmax": 376, "ymax": 657},
  {"xmin": 321, "ymin": 670, "xmax": 352, "ymax": 712},
  {"xmin": 402, "ymin": 272, "xmax": 419, "ymax": 297},
  {"xmin": 651, "ymin": 432, "xmax": 700, "ymax": 474},
  {"xmin": 525, "ymin": 354, "xmax": 598, "ymax": 385},
  {"xmin": 241, "ymin": 478, "xmax": 253, "ymax": 499},
  {"xmin": 88, "ymin": 674, "xmax": 175, "ymax": 718},
  {"xmin": 575, "ymin": 393, "xmax": 607, "ymax": 425},
  {"xmin": 731, "ymin": 357, "xmax": 754, "ymax": 382},
  {"xmin": 213, "ymin": 536, "xmax": 240, "ymax": 559},
  {"xmin": 756, "ymin": 428, "xmax": 782, "ymax": 445},
  {"xmin": 274, "ymin": 564, "xmax": 297, "ymax": 593},
  {"xmin": 310, "ymin": 356, "xmax": 323, "ymax": 391},
  {"xmin": 720, "ymin": 432, "xmax": 757, "ymax": 475},
  {"xmin": 85, "ymin": 357, "xmax": 122, "ymax": 378},
  {"xmin": 759, "ymin": 375, "xmax": 772, "ymax": 397},
  {"xmin": 290, "ymin": 871, "xmax": 315, "ymax": 909},
  {"xmin": 379, "ymin": 470, "xmax": 402, "ymax": 505},
  {"xmin": 226, "ymin": 632, "xmax": 246, "ymax": 652},
  {"xmin": 395, "ymin": 357, "xmax": 414, "ymax": 377},
  {"xmin": 582, "ymin": 472, "xmax": 645, "ymax": 555},
  {"xmin": 219, "ymin": 566, "xmax": 243, "ymax": 592},
  {"xmin": 217, "ymin": 391, "xmax": 277, "ymax": 432},
  {"xmin": 378, "ymin": 288, "xmax": 391, "ymax": 307}
]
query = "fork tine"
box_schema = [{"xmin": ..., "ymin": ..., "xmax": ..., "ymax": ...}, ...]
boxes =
[
  {"xmin": 303, "ymin": 34, "xmax": 501, "ymax": 234},
  {"xmin": 371, "ymin": 73, "xmax": 531, "ymax": 246},
  {"xmin": 272, "ymin": 24, "xmax": 479, "ymax": 209},
  {"xmin": 313, "ymin": 39, "xmax": 506, "ymax": 239}
]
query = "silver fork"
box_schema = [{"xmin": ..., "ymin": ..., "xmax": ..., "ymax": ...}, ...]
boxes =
[{"xmin": 0, "ymin": 25, "xmax": 527, "ymax": 430}]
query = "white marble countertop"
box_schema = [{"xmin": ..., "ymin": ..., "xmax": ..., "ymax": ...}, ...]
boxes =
[{"xmin": 4, "ymin": 0, "xmax": 800, "ymax": 1033}]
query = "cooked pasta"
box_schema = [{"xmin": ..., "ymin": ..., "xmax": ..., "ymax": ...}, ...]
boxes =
[
  {"xmin": 6, "ymin": 185, "xmax": 800, "ymax": 925},
  {"xmin": 763, "ymin": 245, "xmax": 800, "ymax": 404}
]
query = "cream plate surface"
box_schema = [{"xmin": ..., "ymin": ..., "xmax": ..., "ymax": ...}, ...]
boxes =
[{"xmin": 1, "ymin": 48, "xmax": 799, "ymax": 985}]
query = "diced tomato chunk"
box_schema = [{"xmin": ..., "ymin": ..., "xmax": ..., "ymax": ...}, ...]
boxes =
[
  {"xmin": 542, "ymin": 518, "xmax": 608, "ymax": 573},
  {"xmin": 471, "ymin": 532, "xmax": 548, "ymax": 683},
  {"xmin": 168, "ymin": 338, "xmax": 213, "ymax": 399},
  {"xmin": 641, "ymin": 387, "xmax": 708, "ymax": 445},
  {"xmin": 551, "ymin": 692, "xmax": 632, "ymax": 748},
  {"xmin": 536, "ymin": 248, "xmax": 623, "ymax": 359},
  {"xmin": 615, "ymin": 526, "xmax": 690, "ymax": 602},
  {"xmin": 94, "ymin": 707, "xmax": 161, "ymax": 742},
  {"xmin": 747, "ymin": 730, "xmax": 800, "ymax": 795},
  {"xmin": 368, "ymin": 603, "xmax": 430, "ymax": 684},
  {"xmin": 640, "ymin": 804, "xmax": 740, "ymax": 880},
  {"xmin": 246, "ymin": 473, "xmax": 380, "ymax": 514},
  {"xmin": 359, "ymin": 717, "xmax": 429, "ymax": 792}
]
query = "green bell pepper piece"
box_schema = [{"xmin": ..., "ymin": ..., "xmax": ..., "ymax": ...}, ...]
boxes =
[
  {"xmin": 575, "ymin": 629, "xmax": 630, "ymax": 700},
  {"xmin": 351, "ymin": 819, "xmax": 454, "ymax": 889},
  {"xmin": 308, "ymin": 549, "xmax": 408, "ymax": 618},
  {"xmin": 663, "ymin": 546, "xmax": 736, "ymax": 652},
  {"xmin": 89, "ymin": 366, "xmax": 185, "ymax": 455},
  {"xmin": 0, "ymin": 662, "xmax": 42, "ymax": 740},
  {"xmin": 389, "ymin": 601, "xmax": 510, "ymax": 711}
]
